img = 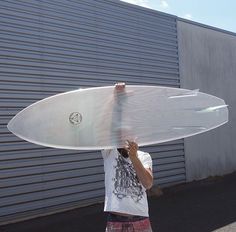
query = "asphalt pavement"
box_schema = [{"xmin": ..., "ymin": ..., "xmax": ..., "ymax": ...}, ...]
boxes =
[{"xmin": 1, "ymin": 172, "xmax": 236, "ymax": 232}]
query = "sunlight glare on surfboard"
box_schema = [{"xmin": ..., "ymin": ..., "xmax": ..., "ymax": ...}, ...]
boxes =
[{"xmin": 7, "ymin": 85, "xmax": 228, "ymax": 150}]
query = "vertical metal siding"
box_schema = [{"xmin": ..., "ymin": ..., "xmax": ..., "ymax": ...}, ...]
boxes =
[{"xmin": 0, "ymin": 0, "xmax": 184, "ymax": 224}]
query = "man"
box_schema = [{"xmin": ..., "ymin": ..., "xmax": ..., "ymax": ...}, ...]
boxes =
[{"xmin": 102, "ymin": 83, "xmax": 153, "ymax": 232}]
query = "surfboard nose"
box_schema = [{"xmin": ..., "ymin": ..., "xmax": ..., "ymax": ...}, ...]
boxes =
[
  {"xmin": 7, "ymin": 117, "xmax": 14, "ymax": 133},
  {"xmin": 7, "ymin": 115, "xmax": 21, "ymax": 138}
]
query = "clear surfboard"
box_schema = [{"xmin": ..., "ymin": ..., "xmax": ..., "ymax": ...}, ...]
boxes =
[{"xmin": 7, "ymin": 85, "xmax": 229, "ymax": 150}]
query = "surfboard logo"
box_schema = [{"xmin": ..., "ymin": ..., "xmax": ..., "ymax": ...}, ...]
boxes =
[{"xmin": 69, "ymin": 112, "xmax": 82, "ymax": 125}]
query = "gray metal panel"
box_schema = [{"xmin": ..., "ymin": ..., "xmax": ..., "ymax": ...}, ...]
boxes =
[
  {"xmin": 0, "ymin": 0, "xmax": 184, "ymax": 224},
  {"xmin": 177, "ymin": 20, "xmax": 236, "ymax": 181}
]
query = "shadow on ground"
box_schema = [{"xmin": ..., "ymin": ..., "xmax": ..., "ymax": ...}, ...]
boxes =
[{"xmin": 1, "ymin": 172, "xmax": 236, "ymax": 232}]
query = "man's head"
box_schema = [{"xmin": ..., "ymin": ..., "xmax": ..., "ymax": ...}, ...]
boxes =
[
  {"xmin": 117, "ymin": 148, "xmax": 129, "ymax": 158},
  {"xmin": 117, "ymin": 140, "xmax": 138, "ymax": 158}
]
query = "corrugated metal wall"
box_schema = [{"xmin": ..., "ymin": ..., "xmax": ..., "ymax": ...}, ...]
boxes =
[{"xmin": 0, "ymin": 0, "xmax": 185, "ymax": 224}]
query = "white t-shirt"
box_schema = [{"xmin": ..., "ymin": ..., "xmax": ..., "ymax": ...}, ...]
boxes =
[{"xmin": 102, "ymin": 149, "xmax": 152, "ymax": 217}]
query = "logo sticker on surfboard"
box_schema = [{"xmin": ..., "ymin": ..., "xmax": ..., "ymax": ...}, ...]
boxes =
[{"xmin": 69, "ymin": 112, "xmax": 82, "ymax": 125}]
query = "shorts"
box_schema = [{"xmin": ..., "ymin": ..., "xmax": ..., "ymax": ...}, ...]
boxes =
[{"xmin": 105, "ymin": 213, "xmax": 153, "ymax": 232}]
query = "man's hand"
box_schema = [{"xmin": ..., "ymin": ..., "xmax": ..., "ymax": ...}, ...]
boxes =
[
  {"xmin": 125, "ymin": 140, "xmax": 138, "ymax": 158},
  {"xmin": 115, "ymin": 82, "xmax": 126, "ymax": 92}
]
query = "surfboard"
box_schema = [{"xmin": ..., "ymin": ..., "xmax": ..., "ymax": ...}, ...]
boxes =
[{"xmin": 7, "ymin": 85, "xmax": 228, "ymax": 150}]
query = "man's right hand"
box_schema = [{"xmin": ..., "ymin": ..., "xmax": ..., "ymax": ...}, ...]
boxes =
[{"xmin": 115, "ymin": 82, "xmax": 126, "ymax": 91}]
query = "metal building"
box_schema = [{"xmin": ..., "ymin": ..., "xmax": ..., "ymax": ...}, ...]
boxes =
[
  {"xmin": 178, "ymin": 19, "xmax": 236, "ymax": 181},
  {"xmin": 0, "ymin": 0, "xmax": 185, "ymax": 224}
]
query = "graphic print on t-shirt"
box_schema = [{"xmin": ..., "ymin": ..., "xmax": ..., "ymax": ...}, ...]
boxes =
[{"xmin": 113, "ymin": 154, "xmax": 144, "ymax": 203}]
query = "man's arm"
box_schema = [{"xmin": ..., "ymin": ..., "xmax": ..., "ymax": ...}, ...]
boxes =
[{"xmin": 126, "ymin": 141, "xmax": 153, "ymax": 190}]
